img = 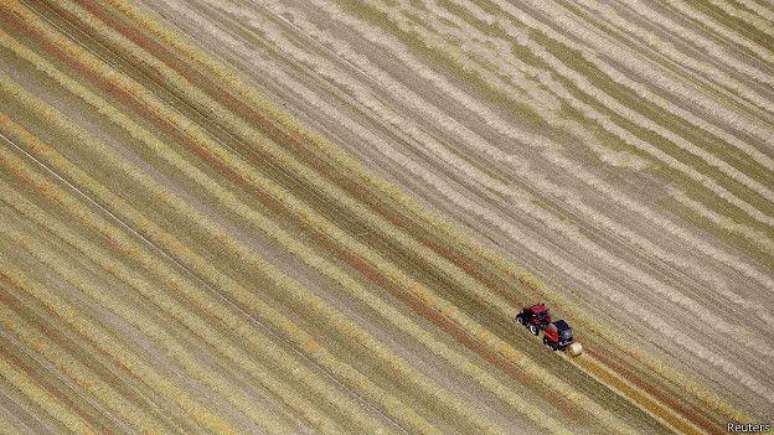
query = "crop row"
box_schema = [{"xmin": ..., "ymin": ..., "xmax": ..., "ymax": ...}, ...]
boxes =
[
  {"xmin": 1, "ymin": 0, "xmax": 752, "ymax": 430},
  {"xmin": 3, "ymin": 2, "xmax": 676, "ymax": 432},
  {"xmin": 566, "ymin": 0, "xmax": 773, "ymax": 115},
  {"xmin": 186, "ymin": 0, "xmax": 774, "ymax": 372},
  {"xmin": 194, "ymin": 0, "xmax": 774, "ymax": 321},
  {"xmin": 666, "ymin": 1, "xmax": 774, "ymax": 64},
  {"xmin": 0, "ymin": 10, "xmax": 604, "ymax": 432},
  {"xmin": 450, "ymin": 0, "xmax": 774, "ymax": 205},
  {"xmin": 0, "ymin": 178, "xmax": 307, "ymax": 434},
  {"xmin": 0, "ymin": 8, "xmax": 708, "ymax": 435},
  {"xmin": 508, "ymin": 0, "xmax": 772, "ymax": 130},
  {"xmin": 0, "ymin": 9, "xmax": 516, "ymax": 433},
  {"xmin": 0, "ymin": 387, "xmax": 31, "ymax": 435},
  {"xmin": 0, "ymin": 89, "xmax": 574, "ymax": 435},
  {"xmin": 86, "ymin": 4, "xmax": 773, "ymax": 414},
  {"xmin": 0, "ymin": 79, "xmax": 439, "ymax": 432},
  {"xmin": 0, "ymin": 231, "xmax": 240, "ymax": 434},
  {"xmin": 59, "ymin": 0, "xmax": 774, "ymax": 426},
  {"xmin": 0, "ymin": 294, "xmax": 110, "ymax": 433},
  {"xmin": 0, "ymin": 254, "xmax": 168, "ymax": 433},
  {"xmin": 134, "ymin": 0, "xmax": 773, "ymax": 285},
  {"xmin": 180, "ymin": 0, "xmax": 774, "ymax": 383},
  {"xmin": 172, "ymin": 0, "xmax": 774, "ymax": 239},
  {"xmin": 39, "ymin": 2, "xmax": 585, "ymax": 396},
  {"xmin": 0, "ymin": 340, "xmax": 93, "ymax": 434},
  {"xmin": 0, "ymin": 243, "xmax": 195, "ymax": 434},
  {"xmin": 153, "ymin": 0, "xmax": 752, "ymax": 426},
  {"xmin": 350, "ymin": 0, "xmax": 773, "ymax": 231},
  {"xmin": 461, "ymin": 0, "xmax": 772, "ymax": 161},
  {"xmin": 0, "ymin": 11, "xmax": 645, "ymax": 433},
  {"xmin": 79, "ymin": 1, "xmax": 737, "ymax": 428},
  {"xmin": 0, "ymin": 88, "xmax": 578, "ymax": 435},
  {"xmin": 131, "ymin": 0, "xmax": 771, "ymax": 369},
  {"xmin": 0, "ymin": 289, "xmax": 102, "ymax": 435},
  {"xmin": 0, "ymin": 118, "xmax": 393, "ymax": 433},
  {"xmin": 0, "ymin": 156, "xmax": 347, "ymax": 432},
  {"xmin": 38, "ymin": 0, "xmax": 520, "ymax": 321}
]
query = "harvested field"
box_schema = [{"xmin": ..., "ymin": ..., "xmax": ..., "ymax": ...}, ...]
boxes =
[{"xmin": 0, "ymin": 0, "xmax": 771, "ymax": 433}]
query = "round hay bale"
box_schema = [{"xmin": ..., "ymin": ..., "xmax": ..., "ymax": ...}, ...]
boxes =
[{"xmin": 568, "ymin": 342, "xmax": 583, "ymax": 357}]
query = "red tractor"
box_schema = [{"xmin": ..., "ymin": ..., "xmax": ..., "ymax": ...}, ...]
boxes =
[
  {"xmin": 516, "ymin": 304, "xmax": 584, "ymax": 357},
  {"xmin": 543, "ymin": 320, "xmax": 574, "ymax": 350},
  {"xmin": 543, "ymin": 320, "xmax": 583, "ymax": 356},
  {"xmin": 515, "ymin": 303, "xmax": 552, "ymax": 336}
]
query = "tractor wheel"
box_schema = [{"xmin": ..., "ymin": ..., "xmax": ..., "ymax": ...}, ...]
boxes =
[
  {"xmin": 516, "ymin": 314, "xmax": 524, "ymax": 325},
  {"xmin": 528, "ymin": 324, "xmax": 539, "ymax": 336}
]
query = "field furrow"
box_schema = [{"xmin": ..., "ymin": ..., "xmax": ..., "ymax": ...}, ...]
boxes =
[
  {"xmin": 1, "ymin": 0, "xmax": 770, "ymax": 433},
  {"xmin": 0, "ymin": 23, "xmax": 643, "ymax": 431}
]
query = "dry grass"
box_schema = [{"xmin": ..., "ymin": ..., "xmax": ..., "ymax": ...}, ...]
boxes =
[{"xmin": 0, "ymin": 0, "xmax": 765, "ymax": 432}]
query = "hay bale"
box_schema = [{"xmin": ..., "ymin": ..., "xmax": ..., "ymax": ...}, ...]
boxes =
[{"xmin": 568, "ymin": 342, "xmax": 583, "ymax": 357}]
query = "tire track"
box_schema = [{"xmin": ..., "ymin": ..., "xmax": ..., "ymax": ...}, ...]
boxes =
[
  {"xmin": 0, "ymin": 17, "xmax": 498, "ymax": 430},
  {"xmin": 0, "ymin": 119, "xmax": 399, "ymax": 434},
  {"xmin": 0, "ymin": 374, "xmax": 61, "ymax": 434},
  {"xmin": 4, "ymin": 5, "xmax": 644, "ymax": 432},
  {"xmin": 0, "ymin": 12, "xmax": 637, "ymax": 429},
  {"xmin": 0, "ymin": 267, "xmax": 167, "ymax": 434},
  {"xmin": 1, "ymin": 0, "xmax": 765, "ymax": 431},
  {"xmin": 0, "ymin": 94, "xmax": 563, "ymax": 433},
  {"xmin": 0, "ymin": 193, "xmax": 299, "ymax": 435},
  {"xmin": 0, "ymin": 338, "xmax": 95, "ymax": 434},
  {"xmin": 664, "ymin": 0, "xmax": 774, "ymax": 66},
  {"xmin": 109, "ymin": 0, "xmax": 764, "ymax": 422},
  {"xmin": 212, "ymin": 0, "xmax": 774, "ymax": 258},
  {"xmin": 126, "ymin": 0, "xmax": 774, "ymax": 408},
  {"xmin": 0, "ymin": 249, "xmax": 238, "ymax": 434},
  {"xmin": 0, "ymin": 88, "xmax": 449, "ymax": 434},
  {"xmin": 364, "ymin": 0, "xmax": 774, "ymax": 226}
]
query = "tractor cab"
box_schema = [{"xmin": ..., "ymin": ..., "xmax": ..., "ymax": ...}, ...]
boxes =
[
  {"xmin": 515, "ymin": 303, "xmax": 552, "ymax": 335},
  {"xmin": 543, "ymin": 320, "xmax": 574, "ymax": 350}
]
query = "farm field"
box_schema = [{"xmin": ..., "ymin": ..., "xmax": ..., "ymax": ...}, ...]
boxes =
[{"xmin": 0, "ymin": 0, "xmax": 772, "ymax": 433}]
